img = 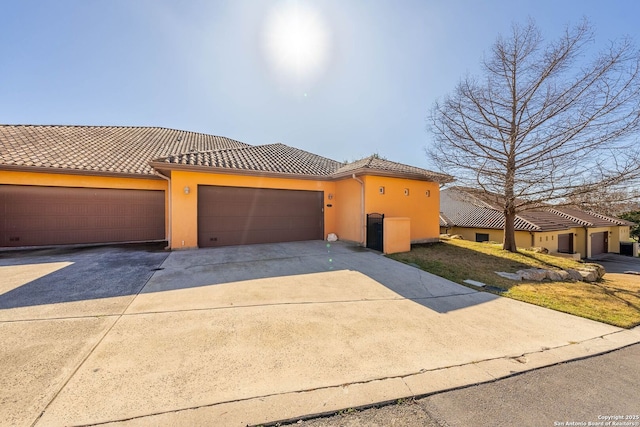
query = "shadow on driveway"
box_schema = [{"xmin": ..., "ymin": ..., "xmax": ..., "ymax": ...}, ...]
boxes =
[
  {"xmin": 0, "ymin": 243, "xmax": 169, "ymax": 310},
  {"xmin": 136, "ymin": 241, "xmax": 490, "ymax": 314},
  {"xmin": 0, "ymin": 240, "xmax": 490, "ymax": 314}
]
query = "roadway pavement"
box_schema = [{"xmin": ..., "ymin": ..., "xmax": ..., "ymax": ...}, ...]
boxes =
[{"xmin": 1, "ymin": 241, "xmax": 639, "ymax": 426}]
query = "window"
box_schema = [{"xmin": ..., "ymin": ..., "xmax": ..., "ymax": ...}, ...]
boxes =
[{"xmin": 476, "ymin": 233, "xmax": 489, "ymax": 242}]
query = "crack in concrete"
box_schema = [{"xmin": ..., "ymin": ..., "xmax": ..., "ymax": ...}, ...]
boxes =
[
  {"xmin": 0, "ymin": 314, "xmax": 122, "ymax": 323},
  {"xmin": 116, "ymin": 292, "xmax": 478, "ymax": 317},
  {"xmin": 0, "ymin": 290, "xmax": 477, "ymax": 322}
]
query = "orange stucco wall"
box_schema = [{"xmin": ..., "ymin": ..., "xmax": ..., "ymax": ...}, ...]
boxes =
[
  {"xmin": 0, "ymin": 170, "xmax": 166, "ymax": 190},
  {"xmin": 2, "ymin": 169, "xmax": 444, "ymax": 250},
  {"xmin": 0, "ymin": 170, "xmax": 169, "ymax": 237},
  {"xmin": 334, "ymin": 178, "xmax": 364, "ymax": 244},
  {"xmin": 383, "ymin": 217, "xmax": 411, "ymax": 254},
  {"xmin": 169, "ymin": 171, "xmax": 337, "ymax": 249},
  {"xmin": 169, "ymin": 172, "xmax": 442, "ymax": 249},
  {"xmin": 363, "ymin": 176, "xmax": 440, "ymax": 243}
]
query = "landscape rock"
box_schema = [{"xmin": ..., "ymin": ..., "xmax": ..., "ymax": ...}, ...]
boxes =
[
  {"xmin": 565, "ymin": 269, "xmax": 584, "ymax": 281},
  {"xmin": 496, "ymin": 267, "xmax": 590, "ymax": 283},
  {"xmin": 545, "ymin": 270, "xmax": 565, "ymax": 281},
  {"xmin": 495, "ymin": 271, "xmax": 523, "ymax": 280},
  {"xmin": 578, "ymin": 269, "xmax": 598, "ymax": 282},
  {"xmin": 327, "ymin": 233, "xmax": 338, "ymax": 242},
  {"xmin": 582, "ymin": 263, "xmax": 606, "ymax": 279},
  {"xmin": 517, "ymin": 268, "xmax": 548, "ymax": 281},
  {"xmin": 450, "ymin": 234, "xmax": 464, "ymax": 240},
  {"xmin": 528, "ymin": 247, "xmax": 549, "ymax": 254}
]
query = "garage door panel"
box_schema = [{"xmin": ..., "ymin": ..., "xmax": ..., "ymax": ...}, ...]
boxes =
[
  {"xmin": 591, "ymin": 231, "xmax": 608, "ymax": 256},
  {"xmin": 558, "ymin": 233, "xmax": 573, "ymax": 254},
  {"xmin": 1, "ymin": 185, "xmax": 165, "ymax": 247},
  {"xmin": 198, "ymin": 186, "xmax": 323, "ymax": 247}
]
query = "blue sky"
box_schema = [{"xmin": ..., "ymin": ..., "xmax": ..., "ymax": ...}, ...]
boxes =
[{"xmin": 2, "ymin": 0, "xmax": 639, "ymax": 169}]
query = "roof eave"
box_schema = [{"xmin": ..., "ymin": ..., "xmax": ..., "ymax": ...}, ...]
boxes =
[
  {"xmin": 331, "ymin": 167, "xmax": 454, "ymax": 183},
  {"xmin": 149, "ymin": 162, "xmax": 331, "ymax": 181},
  {"xmin": 0, "ymin": 164, "xmax": 161, "ymax": 180}
]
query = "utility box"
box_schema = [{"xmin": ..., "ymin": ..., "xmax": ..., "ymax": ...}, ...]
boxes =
[
  {"xmin": 383, "ymin": 217, "xmax": 411, "ymax": 254},
  {"xmin": 620, "ymin": 242, "xmax": 639, "ymax": 257}
]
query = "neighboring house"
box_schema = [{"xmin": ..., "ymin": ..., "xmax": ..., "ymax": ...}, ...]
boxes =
[
  {"xmin": 0, "ymin": 124, "xmax": 452, "ymax": 251},
  {"xmin": 440, "ymin": 187, "xmax": 634, "ymax": 258}
]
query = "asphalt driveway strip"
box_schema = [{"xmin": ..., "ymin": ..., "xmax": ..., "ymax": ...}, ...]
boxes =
[
  {"xmin": 591, "ymin": 253, "xmax": 640, "ymax": 274},
  {"xmin": 1, "ymin": 241, "xmax": 639, "ymax": 427},
  {"xmin": 0, "ymin": 243, "xmax": 169, "ymax": 320}
]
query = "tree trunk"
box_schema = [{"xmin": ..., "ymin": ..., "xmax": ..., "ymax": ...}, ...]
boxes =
[
  {"xmin": 503, "ymin": 148, "xmax": 518, "ymax": 252},
  {"xmin": 503, "ymin": 207, "xmax": 518, "ymax": 252}
]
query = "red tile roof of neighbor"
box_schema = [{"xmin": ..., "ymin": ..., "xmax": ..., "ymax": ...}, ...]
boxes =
[
  {"xmin": 440, "ymin": 187, "xmax": 633, "ymax": 232},
  {"xmin": 0, "ymin": 124, "xmax": 452, "ymax": 182}
]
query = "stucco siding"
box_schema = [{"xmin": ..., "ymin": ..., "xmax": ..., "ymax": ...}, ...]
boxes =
[
  {"xmin": 363, "ymin": 176, "xmax": 440, "ymax": 243},
  {"xmin": 446, "ymin": 227, "xmax": 501, "ymax": 243},
  {"xmin": 168, "ymin": 171, "xmax": 337, "ymax": 249},
  {"xmin": 334, "ymin": 178, "xmax": 363, "ymax": 244}
]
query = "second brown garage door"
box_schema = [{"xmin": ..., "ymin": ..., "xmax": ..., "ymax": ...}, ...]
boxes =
[
  {"xmin": 198, "ymin": 186, "xmax": 324, "ymax": 247},
  {"xmin": 591, "ymin": 231, "xmax": 608, "ymax": 256}
]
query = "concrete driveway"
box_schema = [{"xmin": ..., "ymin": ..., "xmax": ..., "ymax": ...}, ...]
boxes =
[
  {"xmin": 1, "ymin": 241, "xmax": 639, "ymax": 427},
  {"xmin": 591, "ymin": 253, "xmax": 640, "ymax": 274}
]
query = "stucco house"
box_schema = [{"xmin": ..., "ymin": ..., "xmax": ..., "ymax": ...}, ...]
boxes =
[
  {"xmin": 440, "ymin": 187, "xmax": 634, "ymax": 258},
  {"xmin": 0, "ymin": 124, "xmax": 452, "ymax": 251}
]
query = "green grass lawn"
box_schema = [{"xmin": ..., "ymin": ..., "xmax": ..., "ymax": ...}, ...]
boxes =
[{"xmin": 388, "ymin": 239, "xmax": 640, "ymax": 328}]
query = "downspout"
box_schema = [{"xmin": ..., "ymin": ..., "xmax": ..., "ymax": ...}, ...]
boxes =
[
  {"xmin": 352, "ymin": 174, "xmax": 365, "ymax": 246},
  {"xmin": 155, "ymin": 171, "xmax": 172, "ymax": 250}
]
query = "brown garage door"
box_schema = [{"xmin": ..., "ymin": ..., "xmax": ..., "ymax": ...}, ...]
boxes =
[
  {"xmin": 198, "ymin": 186, "xmax": 323, "ymax": 247},
  {"xmin": 558, "ymin": 233, "xmax": 574, "ymax": 254},
  {"xmin": 591, "ymin": 231, "xmax": 608, "ymax": 256},
  {"xmin": 0, "ymin": 185, "xmax": 165, "ymax": 247}
]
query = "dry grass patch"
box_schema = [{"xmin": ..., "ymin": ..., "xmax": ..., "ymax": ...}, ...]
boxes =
[
  {"xmin": 506, "ymin": 276, "xmax": 640, "ymax": 329},
  {"xmin": 389, "ymin": 239, "xmax": 640, "ymax": 328}
]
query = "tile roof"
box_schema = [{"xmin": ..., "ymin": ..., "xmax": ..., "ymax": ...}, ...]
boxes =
[
  {"xmin": 0, "ymin": 124, "xmax": 249, "ymax": 176},
  {"xmin": 441, "ymin": 187, "xmax": 632, "ymax": 232},
  {"xmin": 156, "ymin": 143, "xmax": 342, "ymax": 176},
  {"xmin": 332, "ymin": 155, "xmax": 453, "ymax": 183},
  {"xmin": 157, "ymin": 149, "xmax": 452, "ymax": 182},
  {"xmin": 550, "ymin": 208, "xmax": 636, "ymax": 227},
  {"xmin": 439, "ymin": 212, "xmax": 454, "ymax": 227},
  {"xmin": 0, "ymin": 124, "xmax": 451, "ymax": 183}
]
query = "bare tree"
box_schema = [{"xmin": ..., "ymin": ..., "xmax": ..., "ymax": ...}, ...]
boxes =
[
  {"xmin": 428, "ymin": 19, "xmax": 640, "ymax": 252},
  {"xmin": 567, "ymin": 186, "xmax": 640, "ymax": 216}
]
